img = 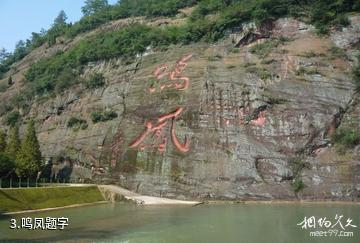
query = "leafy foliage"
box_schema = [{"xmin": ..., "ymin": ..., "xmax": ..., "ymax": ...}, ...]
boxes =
[
  {"xmin": 54, "ymin": 10, "xmax": 68, "ymax": 27},
  {"xmin": 85, "ymin": 73, "xmax": 106, "ymax": 89},
  {"xmin": 332, "ymin": 128, "xmax": 360, "ymax": 154},
  {"xmin": 0, "ymin": 129, "xmax": 6, "ymax": 153},
  {"xmin": 90, "ymin": 110, "xmax": 118, "ymax": 123},
  {"xmin": 67, "ymin": 117, "xmax": 88, "ymax": 130},
  {"xmin": 5, "ymin": 125, "xmax": 20, "ymax": 162},
  {"xmin": 67, "ymin": 0, "xmax": 199, "ymax": 38},
  {"xmin": 7, "ymin": 76, "xmax": 13, "ymax": 86},
  {"xmin": 0, "ymin": 153, "xmax": 14, "ymax": 178},
  {"xmin": 309, "ymin": 0, "xmax": 356, "ymax": 34},
  {"xmin": 292, "ymin": 178, "xmax": 306, "ymax": 193},
  {"xmin": 15, "ymin": 120, "xmax": 42, "ymax": 177},
  {"xmin": 54, "ymin": 68, "xmax": 79, "ymax": 94},
  {"xmin": 0, "ymin": 11, "xmax": 70, "ymax": 78},
  {"xmin": 25, "ymin": 24, "xmax": 172, "ymax": 95},
  {"xmin": 250, "ymin": 39, "xmax": 280, "ymax": 58},
  {"xmin": 288, "ymin": 157, "xmax": 310, "ymax": 177},
  {"xmin": 4, "ymin": 111, "xmax": 21, "ymax": 127},
  {"xmin": 353, "ymin": 54, "xmax": 360, "ymax": 92},
  {"xmin": 8, "ymin": 0, "xmax": 360, "ymax": 98},
  {"xmin": 82, "ymin": 0, "xmax": 109, "ymax": 16}
]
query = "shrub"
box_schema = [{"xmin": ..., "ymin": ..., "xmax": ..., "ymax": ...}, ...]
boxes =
[
  {"xmin": 8, "ymin": 76, "xmax": 14, "ymax": 86},
  {"xmin": 295, "ymin": 67, "xmax": 319, "ymax": 76},
  {"xmin": 9, "ymin": 91, "xmax": 32, "ymax": 111},
  {"xmin": 4, "ymin": 111, "xmax": 20, "ymax": 126},
  {"xmin": 245, "ymin": 65, "xmax": 272, "ymax": 80},
  {"xmin": 90, "ymin": 112, "xmax": 103, "ymax": 123},
  {"xmin": 328, "ymin": 46, "xmax": 346, "ymax": 60},
  {"xmin": 292, "ymin": 178, "xmax": 305, "ymax": 193},
  {"xmin": 90, "ymin": 110, "xmax": 117, "ymax": 123},
  {"xmin": 309, "ymin": 0, "xmax": 356, "ymax": 34},
  {"xmin": 250, "ymin": 39, "xmax": 280, "ymax": 58},
  {"xmin": 353, "ymin": 55, "xmax": 360, "ymax": 92},
  {"xmin": 288, "ymin": 157, "xmax": 310, "ymax": 178},
  {"xmin": 332, "ymin": 128, "xmax": 360, "ymax": 154},
  {"xmin": 67, "ymin": 117, "xmax": 88, "ymax": 130},
  {"xmin": 55, "ymin": 68, "xmax": 79, "ymax": 94},
  {"xmin": 67, "ymin": 0, "xmax": 199, "ymax": 38},
  {"xmin": 85, "ymin": 73, "xmax": 106, "ymax": 89}
]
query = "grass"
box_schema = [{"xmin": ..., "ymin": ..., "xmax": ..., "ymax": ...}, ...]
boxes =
[
  {"xmin": 328, "ymin": 46, "xmax": 346, "ymax": 60},
  {"xmin": 245, "ymin": 65, "xmax": 272, "ymax": 80},
  {"xmin": 249, "ymin": 39, "xmax": 280, "ymax": 58},
  {"xmin": 0, "ymin": 186, "xmax": 104, "ymax": 213},
  {"xmin": 298, "ymin": 51, "xmax": 317, "ymax": 58},
  {"xmin": 332, "ymin": 128, "xmax": 360, "ymax": 154},
  {"xmin": 226, "ymin": 65, "xmax": 236, "ymax": 69},
  {"xmin": 0, "ymin": 83, "xmax": 8, "ymax": 93},
  {"xmin": 295, "ymin": 67, "xmax": 319, "ymax": 76},
  {"xmin": 353, "ymin": 55, "xmax": 360, "ymax": 92}
]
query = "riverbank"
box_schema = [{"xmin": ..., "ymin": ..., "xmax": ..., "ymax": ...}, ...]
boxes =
[
  {"xmin": 2, "ymin": 201, "xmax": 109, "ymax": 215},
  {"xmin": 2, "ymin": 183, "xmax": 359, "ymax": 215},
  {"xmin": 0, "ymin": 186, "xmax": 104, "ymax": 214},
  {"xmin": 98, "ymin": 185, "xmax": 202, "ymax": 206},
  {"xmin": 203, "ymin": 199, "xmax": 360, "ymax": 205}
]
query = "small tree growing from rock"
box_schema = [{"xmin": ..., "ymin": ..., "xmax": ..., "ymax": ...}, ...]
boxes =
[{"xmin": 7, "ymin": 76, "xmax": 13, "ymax": 86}]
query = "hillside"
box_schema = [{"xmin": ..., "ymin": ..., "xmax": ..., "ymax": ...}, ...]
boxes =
[{"xmin": 0, "ymin": 0, "xmax": 360, "ymax": 201}]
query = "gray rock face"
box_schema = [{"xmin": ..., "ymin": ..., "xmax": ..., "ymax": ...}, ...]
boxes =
[
  {"xmin": 331, "ymin": 15, "xmax": 360, "ymax": 48},
  {"xmin": 1, "ymin": 17, "xmax": 360, "ymax": 201}
]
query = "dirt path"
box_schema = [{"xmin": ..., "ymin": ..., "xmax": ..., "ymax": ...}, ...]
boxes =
[{"xmin": 98, "ymin": 185, "xmax": 202, "ymax": 206}]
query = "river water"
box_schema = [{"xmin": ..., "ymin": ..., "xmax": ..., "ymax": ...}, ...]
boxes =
[{"xmin": 0, "ymin": 202, "xmax": 359, "ymax": 243}]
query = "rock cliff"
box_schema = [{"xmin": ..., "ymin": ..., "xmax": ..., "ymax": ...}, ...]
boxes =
[{"xmin": 1, "ymin": 16, "xmax": 360, "ymax": 201}]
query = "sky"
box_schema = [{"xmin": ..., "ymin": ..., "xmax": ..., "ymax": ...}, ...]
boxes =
[{"xmin": 0, "ymin": 0, "xmax": 118, "ymax": 52}]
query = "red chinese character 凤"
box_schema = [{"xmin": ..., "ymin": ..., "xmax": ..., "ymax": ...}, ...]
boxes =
[{"xmin": 129, "ymin": 107, "xmax": 190, "ymax": 153}]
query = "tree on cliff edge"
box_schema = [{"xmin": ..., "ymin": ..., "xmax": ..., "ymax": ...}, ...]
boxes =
[
  {"xmin": 53, "ymin": 10, "xmax": 68, "ymax": 27},
  {"xmin": 5, "ymin": 125, "xmax": 20, "ymax": 161},
  {"xmin": 81, "ymin": 0, "xmax": 109, "ymax": 16},
  {"xmin": 15, "ymin": 120, "xmax": 42, "ymax": 177}
]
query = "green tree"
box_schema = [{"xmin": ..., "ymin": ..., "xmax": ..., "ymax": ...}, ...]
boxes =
[
  {"xmin": 5, "ymin": 111, "xmax": 20, "ymax": 126},
  {"xmin": 0, "ymin": 48, "xmax": 10, "ymax": 63},
  {"xmin": 5, "ymin": 125, "xmax": 20, "ymax": 161},
  {"xmin": 0, "ymin": 153, "xmax": 14, "ymax": 177},
  {"xmin": 15, "ymin": 120, "xmax": 42, "ymax": 177},
  {"xmin": 53, "ymin": 10, "xmax": 68, "ymax": 27},
  {"xmin": 0, "ymin": 129, "xmax": 6, "ymax": 152},
  {"xmin": 13, "ymin": 40, "xmax": 27, "ymax": 61},
  {"xmin": 82, "ymin": 0, "xmax": 109, "ymax": 16}
]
